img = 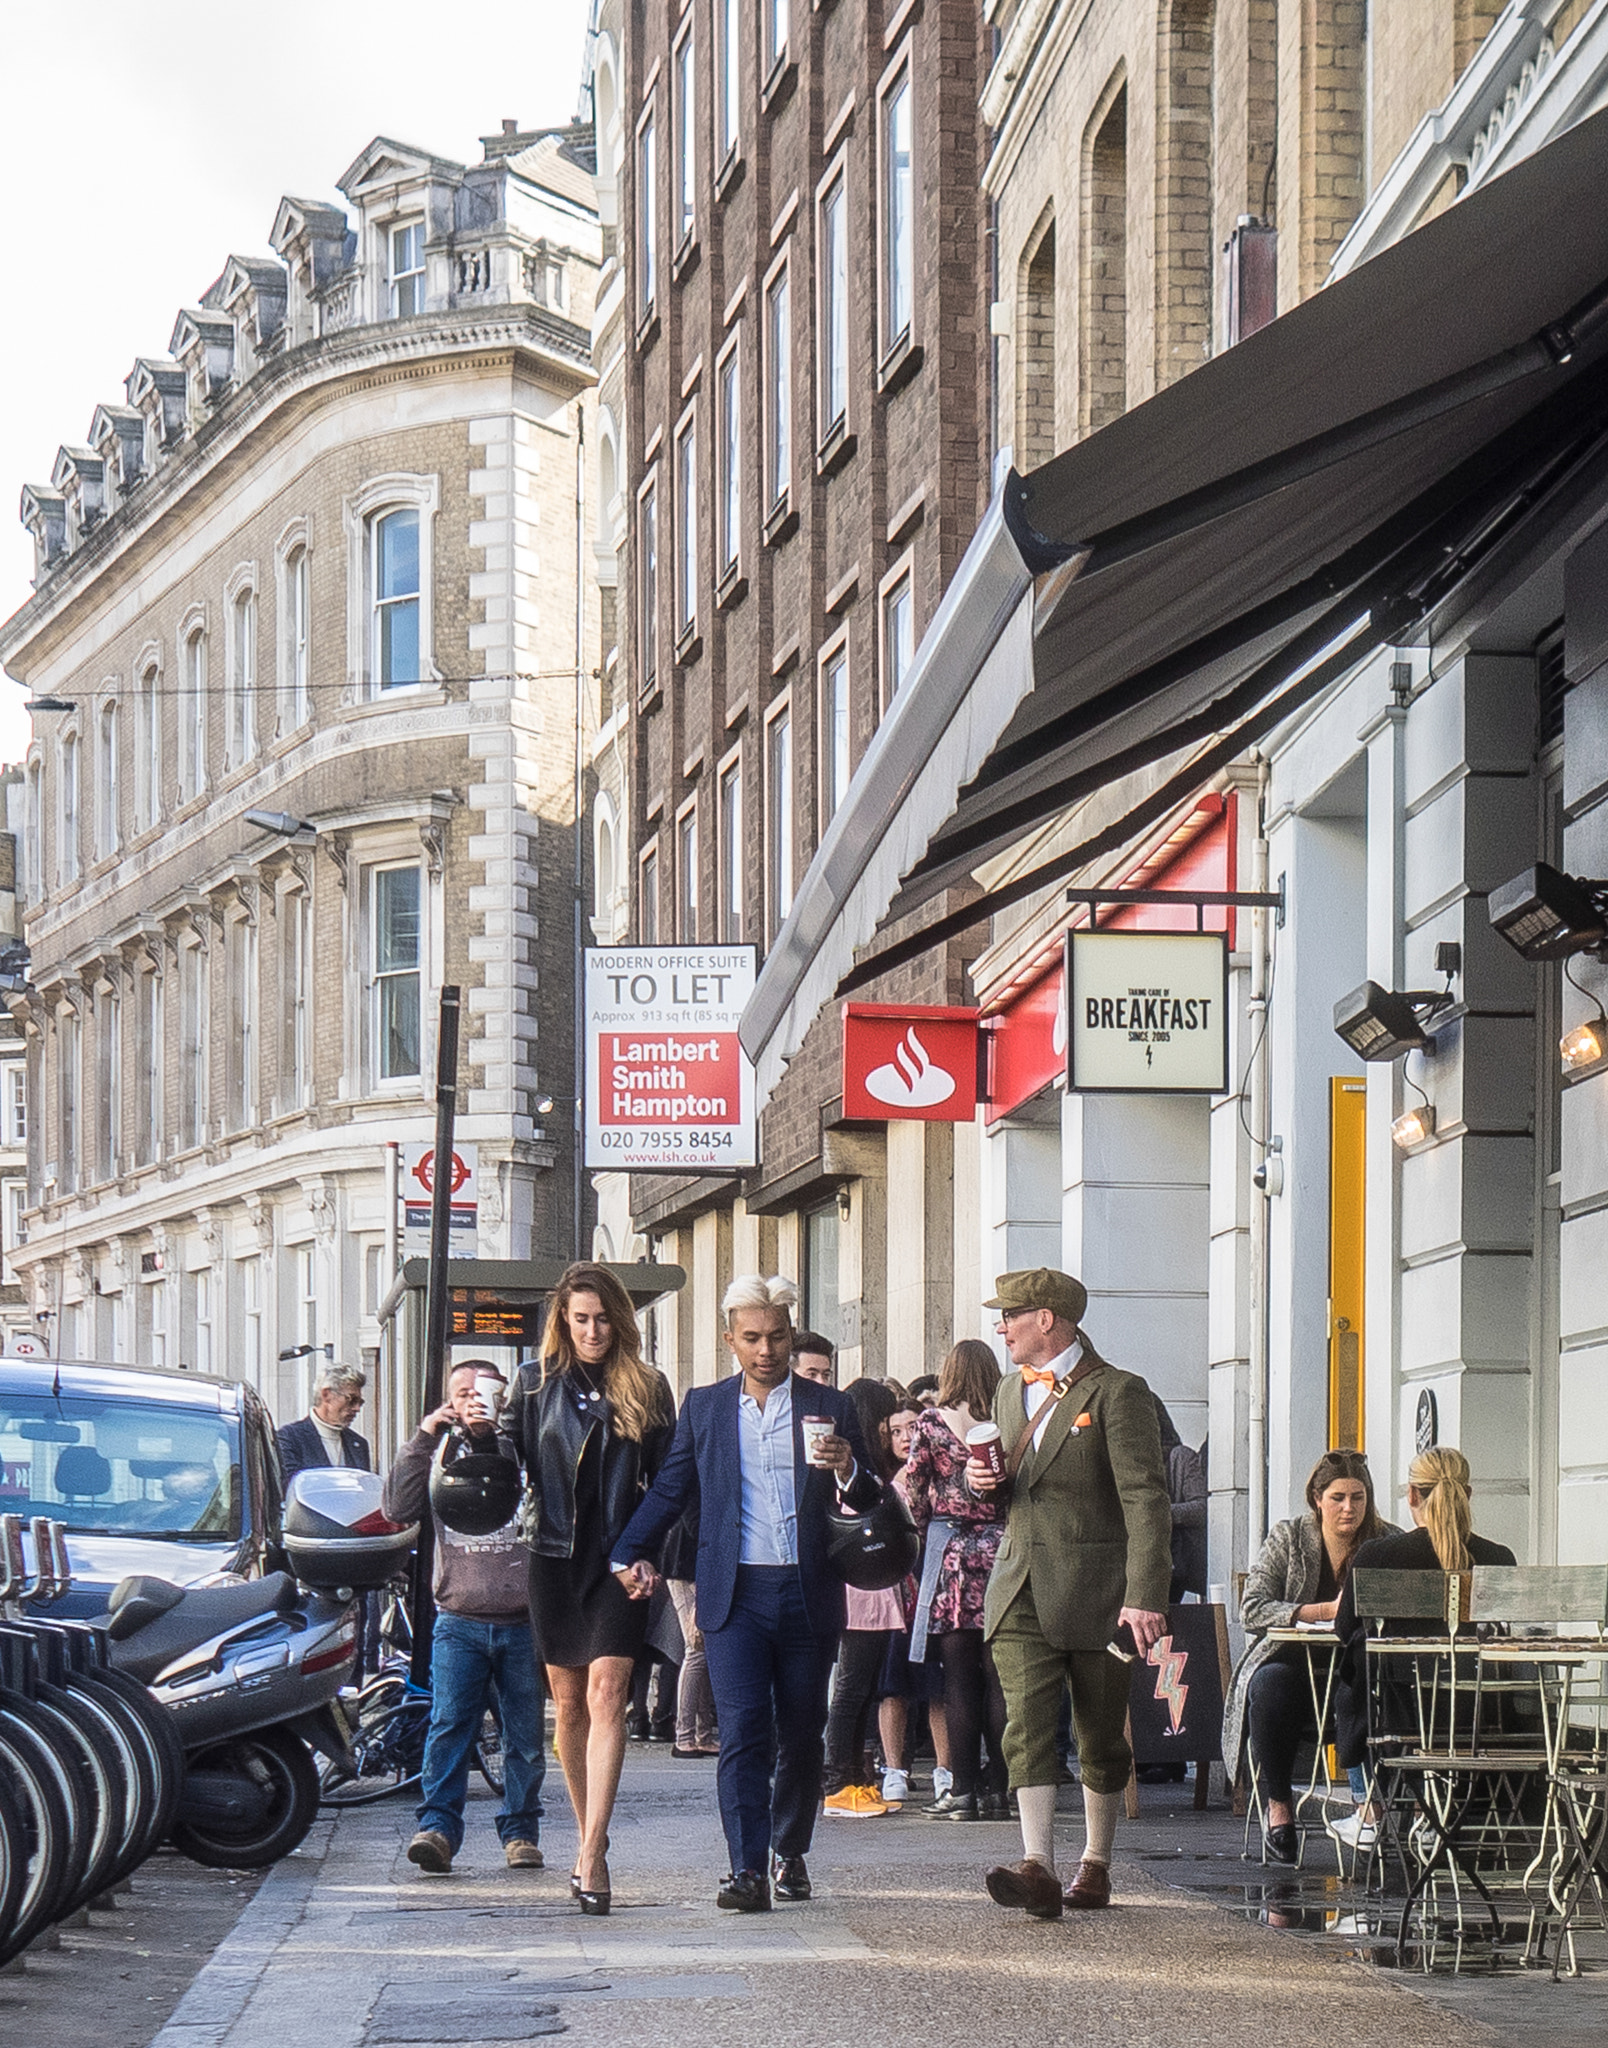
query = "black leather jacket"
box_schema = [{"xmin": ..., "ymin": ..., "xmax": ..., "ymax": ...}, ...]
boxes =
[{"xmin": 499, "ymin": 1360, "xmax": 675, "ymax": 1562}]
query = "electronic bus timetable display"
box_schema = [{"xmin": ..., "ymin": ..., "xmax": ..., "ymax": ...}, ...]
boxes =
[{"xmin": 584, "ymin": 947, "xmax": 759, "ymax": 1171}]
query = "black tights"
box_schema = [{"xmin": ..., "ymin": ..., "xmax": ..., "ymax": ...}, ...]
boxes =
[
  {"xmin": 823, "ymin": 1629, "xmax": 891, "ymax": 1792},
  {"xmin": 936, "ymin": 1629, "xmax": 1007, "ymax": 1801}
]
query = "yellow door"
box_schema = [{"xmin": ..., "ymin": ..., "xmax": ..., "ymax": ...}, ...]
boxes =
[{"xmin": 1329, "ymin": 1078, "xmax": 1367, "ymax": 1451}]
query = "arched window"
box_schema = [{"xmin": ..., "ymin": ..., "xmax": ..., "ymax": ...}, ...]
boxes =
[
  {"xmin": 230, "ymin": 583, "xmax": 258, "ymax": 767},
  {"xmin": 58, "ymin": 732, "xmax": 80, "ymax": 884},
  {"xmin": 181, "ymin": 628, "xmax": 207, "ymax": 799},
  {"xmin": 594, "ymin": 808, "xmax": 617, "ymax": 934},
  {"xmin": 373, "ymin": 510, "xmax": 420, "ymax": 686},
  {"xmin": 96, "ymin": 702, "xmax": 119, "ymax": 860}
]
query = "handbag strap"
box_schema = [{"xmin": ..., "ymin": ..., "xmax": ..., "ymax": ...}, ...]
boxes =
[{"xmin": 1005, "ymin": 1351, "xmax": 1106, "ymax": 1483}]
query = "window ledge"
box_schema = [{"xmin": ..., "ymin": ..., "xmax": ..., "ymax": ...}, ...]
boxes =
[
  {"xmin": 672, "ymin": 233, "xmax": 701, "ymax": 285},
  {"xmin": 816, "ymin": 424, "xmax": 857, "ymax": 479},
  {"xmin": 636, "ymin": 304, "xmax": 662, "ymax": 353},
  {"xmin": 877, "ymin": 336, "xmax": 924, "ymax": 397},
  {"xmin": 762, "ymin": 498, "xmax": 799, "ymax": 548},
  {"xmin": 762, "ymin": 57, "xmax": 798, "ymax": 117},
  {"xmin": 638, "ymin": 677, "xmax": 664, "ymax": 714},
  {"xmin": 351, "ymin": 685, "xmax": 448, "ymax": 720},
  {"xmin": 714, "ymin": 148, "xmax": 746, "ymax": 203},
  {"xmin": 715, "ymin": 564, "xmax": 748, "ymax": 613},
  {"xmin": 674, "ymin": 623, "xmax": 704, "ymax": 668}
]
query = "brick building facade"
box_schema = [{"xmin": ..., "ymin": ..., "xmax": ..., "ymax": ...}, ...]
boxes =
[
  {"xmin": 614, "ymin": 0, "xmax": 993, "ymax": 1386},
  {"xmin": 0, "ymin": 126, "xmax": 599, "ymax": 1452}
]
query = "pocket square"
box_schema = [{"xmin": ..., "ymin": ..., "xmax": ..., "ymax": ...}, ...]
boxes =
[{"xmin": 1070, "ymin": 1412, "xmax": 1093, "ymax": 1432}]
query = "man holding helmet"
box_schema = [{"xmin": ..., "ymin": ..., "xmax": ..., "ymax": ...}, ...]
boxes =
[{"xmin": 382, "ymin": 1359, "xmax": 546, "ymax": 1875}]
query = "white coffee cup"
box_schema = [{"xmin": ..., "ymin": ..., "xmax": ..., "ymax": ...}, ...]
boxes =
[
  {"xmin": 801, "ymin": 1417, "xmax": 835, "ymax": 1466},
  {"xmin": 474, "ymin": 1371, "xmax": 503, "ymax": 1420}
]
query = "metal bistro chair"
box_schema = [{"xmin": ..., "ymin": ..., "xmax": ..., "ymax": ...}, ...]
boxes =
[{"xmin": 1239, "ymin": 1629, "xmax": 1348, "ymax": 1873}]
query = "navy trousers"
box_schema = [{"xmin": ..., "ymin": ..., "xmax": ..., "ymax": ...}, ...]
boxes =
[{"xmin": 702, "ymin": 1564, "xmax": 838, "ymax": 1876}]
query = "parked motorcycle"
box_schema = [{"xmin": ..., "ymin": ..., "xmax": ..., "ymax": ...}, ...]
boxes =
[{"xmin": 100, "ymin": 1469, "xmax": 416, "ymax": 1868}]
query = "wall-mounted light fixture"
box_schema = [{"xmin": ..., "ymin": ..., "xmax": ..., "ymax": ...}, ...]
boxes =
[
  {"xmin": 1489, "ymin": 863, "xmax": 1608, "ymax": 962},
  {"xmin": 1560, "ymin": 959, "xmax": 1608, "ymax": 1075},
  {"xmin": 1391, "ymin": 1103, "xmax": 1436, "ymax": 1149},
  {"xmin": 1333, "ymin": 980, "xmax": 1455, "ymax": 1061},
  {"xmin": 246, "ymin": 808, "xmax": 318, "ymax": 844}
]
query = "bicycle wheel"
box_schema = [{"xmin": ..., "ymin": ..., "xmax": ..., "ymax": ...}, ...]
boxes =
[
  {"xmin": 0, "ymin": 1705, "xmax": 79, "ymax": 1962},
  {"xmin": 33, "ymin": 1681, "xmax": 125, "ymax": 1916},
  {"xmin": 87, "ymin": 1666, "xmax": 185, "ymax": 1858},
  {"xmin": 318, "ymin": 1699, "xmax": 427, "ymax": 1807},
  {"xmin": 66, "ymin": 1675, "xmax": 160, "ymax": 1886},
  {"xmin": 0, "ymin": 1761, "xmax": 27, "ymax": 1956}
]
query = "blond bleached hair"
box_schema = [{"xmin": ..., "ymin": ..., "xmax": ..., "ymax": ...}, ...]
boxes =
[
  {"xmin": 1408, "ymin": 1445, "xmax": 1475, "ymax": 1573},
  {"xmin": 722, "ymin": 1274, "xmax": 799, "ymax": 1327}
]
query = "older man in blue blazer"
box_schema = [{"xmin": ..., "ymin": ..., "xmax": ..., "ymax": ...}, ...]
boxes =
[{"xmin": 613, "ymin": 1275, "xmax": 879, "ymax": 1914}]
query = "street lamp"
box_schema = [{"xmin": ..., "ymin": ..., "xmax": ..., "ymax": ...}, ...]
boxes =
[{"xmin": 246, "ymin": 809, "xmax": 318, "ymax": 842}]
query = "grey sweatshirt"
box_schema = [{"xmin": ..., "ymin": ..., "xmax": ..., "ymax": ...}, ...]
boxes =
[{"xmin": 381, "ymin": 1427, "xmax": 530, "ymax": 1622}]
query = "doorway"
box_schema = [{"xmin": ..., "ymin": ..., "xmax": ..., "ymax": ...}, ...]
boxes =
[{"xmin": 1328, "ymin": 1077, "xmax": 1366, "ymax": 1450}]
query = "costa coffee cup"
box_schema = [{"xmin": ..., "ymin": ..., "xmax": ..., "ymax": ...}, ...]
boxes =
[
  {"xmin": 966, "ymin": 1421, "xmax": 1006, "ymax": 1482},
  {"xmin": 801, "ymin": 1417, "xmax": 835, "ymax": 1466}
]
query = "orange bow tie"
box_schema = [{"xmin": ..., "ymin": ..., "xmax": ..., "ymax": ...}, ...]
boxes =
[{"xmin": 1021, "ymin": 1364, "xmax": 1062, "ymax": 1389}]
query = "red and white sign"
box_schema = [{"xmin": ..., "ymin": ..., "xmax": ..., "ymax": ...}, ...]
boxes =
[
  {"xmin": 842, "ymin": 1004, "xmax": 979, "ymax": 1122},
  {"xmin": 985, "ymin": 963, "xmax": 1066, "ymax": 1125},
  {"xmin": 401, "ymin": 1142, "xmax": 479, "ymax": 1255},
  {"xmin": 585, "ymin": 947, "xmax": 758, "ymax": 1171}
]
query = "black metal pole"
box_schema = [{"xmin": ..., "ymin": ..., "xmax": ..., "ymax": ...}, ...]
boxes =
[{"xmin": 408, "ymin": 984, "xmax": 461, "ymax": 1691}]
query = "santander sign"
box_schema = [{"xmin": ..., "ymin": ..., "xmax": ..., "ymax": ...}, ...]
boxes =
[{"xmin": 842, "ymin": 1004, "xmax": 979, "ymax": 1122}]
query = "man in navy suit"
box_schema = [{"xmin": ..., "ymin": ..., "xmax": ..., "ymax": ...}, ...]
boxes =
[
  {"xmin": 276, "ymin": 1364, "xmax": 373, "ymax": 1485},
  {"xmin": 613, "ymin": 1275, "xmax": 879, "ymax": 1913}
]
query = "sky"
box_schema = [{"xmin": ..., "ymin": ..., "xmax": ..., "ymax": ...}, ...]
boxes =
[{"xmin": 0, "ymin": 0, "xmax": 593, "ymax": 763}]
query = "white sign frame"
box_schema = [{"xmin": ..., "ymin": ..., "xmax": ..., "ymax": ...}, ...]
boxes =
[
  {"xmin": 1065, "ymin": 929, "xmax": 1230, "ymax": 1095},
  {"xmin": 585, "ymin": 946, "xmax": 759, "ymax": 1172}
]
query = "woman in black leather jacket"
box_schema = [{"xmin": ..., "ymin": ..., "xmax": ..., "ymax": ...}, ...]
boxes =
[{"xmin": 500, "ymin": 1261, "xmax": 674, "ymax": 1912}]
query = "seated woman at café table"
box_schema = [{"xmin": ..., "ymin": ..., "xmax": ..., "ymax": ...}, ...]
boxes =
[
  {"xmin": 1221, "ymin": 1449, "xmax": 1397, "ymax": 1863},
  {"xmin": 1330, "ymin": 1445, "xmax": 1516, "ymax": 1844}
]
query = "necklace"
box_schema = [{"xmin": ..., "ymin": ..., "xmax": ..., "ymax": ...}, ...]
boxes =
[{"xmin": 571, "ymin": 1361, "xmax": 605, "ymax": 1405}]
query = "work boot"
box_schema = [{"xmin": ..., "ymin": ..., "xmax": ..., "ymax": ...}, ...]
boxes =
[
  {"xmin": 505, "ymin": 1840, "xmax": 544, "ymax": 1869},
  {"xmin": 407, "ymin": 1830, "xmax": 453, "ymax": 1874}
]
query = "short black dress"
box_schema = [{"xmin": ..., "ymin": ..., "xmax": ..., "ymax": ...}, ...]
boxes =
[{"xmin": 529, "ymin": 1412, "xmax": 650, "ymax": 1668}]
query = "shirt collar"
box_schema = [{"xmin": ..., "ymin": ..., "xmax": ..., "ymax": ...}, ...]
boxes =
[
  {"xmin": 1043, "ymin": 1337, "xmax": 1082, "ymax": 1382},
  {"xmin": 738, "ymin": 1374, "xmax": 793, "ymax": 1415}
]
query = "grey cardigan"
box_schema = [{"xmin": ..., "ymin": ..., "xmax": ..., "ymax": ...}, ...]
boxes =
[{"xmin": 1220, "ymin": 1511, "xmax": 1403, "ymax": 1775}]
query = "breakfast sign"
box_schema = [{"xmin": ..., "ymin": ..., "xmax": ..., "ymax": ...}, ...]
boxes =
[
  {"xmin": 584, "ymin": 946, "xmax": 759, "ymax": 1170},
  {"xmin": 1065, "ymin": 930, "xmax": 1229, "ymax": 1095}
]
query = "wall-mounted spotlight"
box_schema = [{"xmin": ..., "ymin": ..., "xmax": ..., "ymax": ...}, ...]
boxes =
[
  {"xmin": 1332, "ymin": 980, "xmax": 1454, "ymax": 1062},
  {"xmin": 1391, "ymin": 1103, "xmax": 1436, "ymax": 1149},
  {"xmin": 1489, "ymin": 863, "xmax": 1608, "ymax": 962}
]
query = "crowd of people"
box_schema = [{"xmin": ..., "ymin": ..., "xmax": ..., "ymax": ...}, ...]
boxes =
[{"xmin": 279, "ymin": 1257, "xmax": 1515, "ymax": 1921}]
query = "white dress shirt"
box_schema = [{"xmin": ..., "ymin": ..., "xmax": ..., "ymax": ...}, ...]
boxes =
[
  {"xmin": 1023, "ymin": 1338, "xmax": 1083, "ymax": 1450},
  {"xmin": 738, "ymin": 1376, "xmax": 799, "ymax": 1565}
]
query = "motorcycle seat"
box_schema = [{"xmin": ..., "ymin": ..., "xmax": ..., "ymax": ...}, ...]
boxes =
[{"xmin": 102, "ymin": 1571, "xmax": 300, "ymax": 1685}]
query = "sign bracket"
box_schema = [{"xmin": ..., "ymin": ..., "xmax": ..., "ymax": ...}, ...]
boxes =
[{"xmin": 1064, "ymin": 882, "xmax": 1286, "ymax": 933}]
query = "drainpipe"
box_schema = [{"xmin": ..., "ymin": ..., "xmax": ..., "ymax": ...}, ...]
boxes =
[
  {"xmin": 1248, "ymin": 752, "xmax": 1273, "ymax": 1553},
  {"xmin": 573, "ymin": 403, "xmax": 587, "ymax": 1263}
]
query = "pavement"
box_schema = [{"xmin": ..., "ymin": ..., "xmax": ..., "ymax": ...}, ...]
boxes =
[{"xmin": 126, "ymin": 1751, "xmax": 1608, "ymax": 2048}]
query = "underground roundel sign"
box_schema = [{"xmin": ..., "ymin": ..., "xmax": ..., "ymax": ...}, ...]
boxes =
[{"xmin": 842, "ymin": 1004, "xmax": 980, "ymax": 1122}]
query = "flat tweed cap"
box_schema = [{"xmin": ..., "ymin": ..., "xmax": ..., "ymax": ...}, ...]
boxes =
[{"xmin": 984, "ymin": 1267, "xmax": 1087, "ymax": 1324}]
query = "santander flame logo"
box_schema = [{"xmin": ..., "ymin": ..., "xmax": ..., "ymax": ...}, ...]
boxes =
[{"xmin": 864, "ymin": 1027, "xmax": 958, "ymax": 1110}]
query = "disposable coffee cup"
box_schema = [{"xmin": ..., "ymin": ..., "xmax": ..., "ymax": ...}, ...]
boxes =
[
  {"xmin": 966, "ymin": 1421, "xmax": 1006, "ymax": 1482},
  {"xmin": 474, "ymin": 1372, "xmax": 503, "ymax": 1420},
  {"xmin": 801, "ymin": 1417, "xmax": 835, "ymax": 1466}
]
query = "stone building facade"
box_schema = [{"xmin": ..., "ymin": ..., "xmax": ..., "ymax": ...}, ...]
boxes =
[
  {"xmin": 614, "ymin": 0, "xmax": 993, "ymax": 1386},
  {"xmin": 0, "ymin": 127, "xmax": 600, "ymax": 1450}
]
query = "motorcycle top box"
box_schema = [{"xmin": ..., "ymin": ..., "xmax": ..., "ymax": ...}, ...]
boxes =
[{"xmin": 282, "ymin": 1470, "xmax": 416, "ymax": 1590}]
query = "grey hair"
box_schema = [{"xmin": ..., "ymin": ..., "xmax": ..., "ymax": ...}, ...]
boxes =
[
  {"xmin": 722, "ymin": 1274, "xmax": 799, "ymax": 1327},
  {"xmin": 313, "ymin": 1363, "xmax": 367, "ymax": 1398}
]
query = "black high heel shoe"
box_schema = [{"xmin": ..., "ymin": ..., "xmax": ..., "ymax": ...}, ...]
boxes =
[
  {"xmin": 574, "ymin": 1835, "xmax": 610, "ymax": 1910},
  {"xmin": 577, "ymin": 1854, "xmax": 611, "ymax": 1916}
]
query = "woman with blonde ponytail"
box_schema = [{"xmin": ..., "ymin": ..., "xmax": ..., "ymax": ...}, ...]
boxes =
[{"xmin": 1332, "ymin": 1443, "xmax": 1516, "ymax": 1822}]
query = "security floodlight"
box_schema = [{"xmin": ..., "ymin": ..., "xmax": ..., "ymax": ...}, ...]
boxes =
[
  {"xmin": 246, "ymin": 808, "xmax": 317, "ymax": 842},
  {"xmin": 1489, "ymin": 864, "xmax": 1608, "ymax": 962},
  {"xmin": 24, "ymin": 696, "xmax": 74, "ymax": 714},
  {"xmin": 1332, "ymin": 981, "xmax": 1445, "ymax": 1062}
]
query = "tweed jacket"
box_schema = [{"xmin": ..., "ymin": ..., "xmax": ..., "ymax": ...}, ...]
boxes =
[
  {"xmin": 981, "ymin": 1341, "xmax": 1172, "ymax": 1654},
  {"xmin": 1220, "ymin": 1510, "xmax": 1403, "ymax": 1773}
]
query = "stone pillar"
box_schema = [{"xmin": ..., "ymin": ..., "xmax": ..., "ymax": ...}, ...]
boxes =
[
  {"xmin": 689, "ymin": 1206, "xmax": 734, "ymax": 1389},
  {"xmin": 885, "ymin": 1119, "xmax": 955, "ymax": 1384},
  {"xmin": 1062, "ymin": 1089, "xmax": 1210, "ymax": 1441},
  {"xmin": 980, "ymin": 1098, "xmax": 1061, "ymax": 1313},
  {"xmin": 838, "ymin": 1160, "xmax": 887, "ymax": 1382}
]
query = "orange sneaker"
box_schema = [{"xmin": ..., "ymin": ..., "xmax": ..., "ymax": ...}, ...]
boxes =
[{"xmin": 823, "ymin": 1784, "xmax": 890, "ymax": 1817}]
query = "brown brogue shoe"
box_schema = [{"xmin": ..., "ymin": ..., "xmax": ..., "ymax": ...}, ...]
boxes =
[
  {"xmin": 1063, "ymin": 1856, "xmax": 1112, "ymax": 1909},
  {"xmin": 984, "ymin": 1857, "xmax": 1064, "ymax": 1919}
]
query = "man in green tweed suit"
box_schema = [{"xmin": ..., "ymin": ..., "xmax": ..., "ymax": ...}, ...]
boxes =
[{"xmin": 968, "ymin": 1267, "xmax": 1171, "ymax": 1920}]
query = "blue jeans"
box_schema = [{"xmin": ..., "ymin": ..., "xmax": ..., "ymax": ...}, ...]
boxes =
[
  {"xmin": 702, "ymin": 1564, "xmax": 838, "ymax": 1876},
  {"xmin": 417, "ymin": 1612, "xmax": 546, "ymax": 1853}
]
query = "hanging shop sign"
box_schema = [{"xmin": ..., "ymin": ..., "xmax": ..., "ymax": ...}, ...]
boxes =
[
  {"xmin": 585, "ymin": 946, "xmax": 759, "ymax": 1171},
  {"xmin": 985, "ymin": 963, "xmax": 1066, "ymax": 1124},
  {"xmin": 842, "ymin": 1004, "xmax": 980, "ymax": 1122},
  {"xmin": 401, "ymin": 1141, "xmax": 479, "ymax": 1256},
  {"xmin": 1065, "ymin": 930, "xmax": 1229, "ymax": 1095}
]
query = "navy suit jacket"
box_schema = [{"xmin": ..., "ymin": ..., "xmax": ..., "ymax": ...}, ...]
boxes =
[
  {"xmin": 277, "ymin": 1416, "xmax": 372, "ymax": 1487},
  {"xmin": 613, "ymin": 1373, "xmax": 880, "ymax": 1640}
]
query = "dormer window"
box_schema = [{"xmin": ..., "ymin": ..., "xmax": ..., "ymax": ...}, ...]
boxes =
[{"xmin": 390, "ymin": 222, "xmax": 426, "ymax": 316}]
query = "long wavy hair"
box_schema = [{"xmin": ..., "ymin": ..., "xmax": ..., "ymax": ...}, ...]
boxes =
[
  {"xmin": 1304, "ymin": 1447, "xmax": 1387, "ymax": 1559},
  {"xmin": 936, "ymin": 1339, "xmax": 1001, "ymax": 1421},
  {"xmin": 539, "ymin": 1262, "xmax": 671, "ymax": 1444},
  {"xmin": 1408, "ymin": 1445, "xmax": 1475, "ymax": 1572}
]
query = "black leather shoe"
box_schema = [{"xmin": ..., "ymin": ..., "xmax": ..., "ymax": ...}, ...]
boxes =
[
  {"xmin": 980, "ymin": 1793, "xmax": 1010, "ymax": 1820},
  {"xmin": 772, "ymin": 1854, "xmax": 811, "ymax": 1901},
  {"xmin": 946, "ymin": 1794, "xmax": 982, "ymax": 1822},
  {"xmin": 1264, "ymin": 1824, "xmax": 1299, "ymax": 1865},
  {"xmin": 717, "ymin": 1868, "xmax": 772, "ymax": 1913}
]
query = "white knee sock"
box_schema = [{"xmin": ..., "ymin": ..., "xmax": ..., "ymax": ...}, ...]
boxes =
[
  {"xmin": 1016, "ymin": 1783, "xmax": 1058, "ymax": 1873},
  {"xmin": 1081, "ymin": 1787, "xmax": 1121, "ymax": 1866}
]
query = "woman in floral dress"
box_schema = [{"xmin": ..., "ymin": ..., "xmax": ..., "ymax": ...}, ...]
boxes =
[{"xmin": 901, "ymin": 1339, "xmax": 1008, "ymax": 1820}]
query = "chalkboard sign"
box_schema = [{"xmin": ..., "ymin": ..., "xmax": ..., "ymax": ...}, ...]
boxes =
[
  {"xmin": 1127, "ymin": 1603, "xmax": 1232, "ymax": 1769},
  {"xmin": 1415, "ymin": 1388, "xmax": 1438, "ymax": 1456}
]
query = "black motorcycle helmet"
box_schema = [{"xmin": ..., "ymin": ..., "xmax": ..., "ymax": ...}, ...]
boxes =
[
  {"xmin": 824, "ymin": 1486, "xmax": 919, "ymax": 1591},
  {"xmin": 429, "ymin": 1429, "xmax": 521, "ymax": 1537}
]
